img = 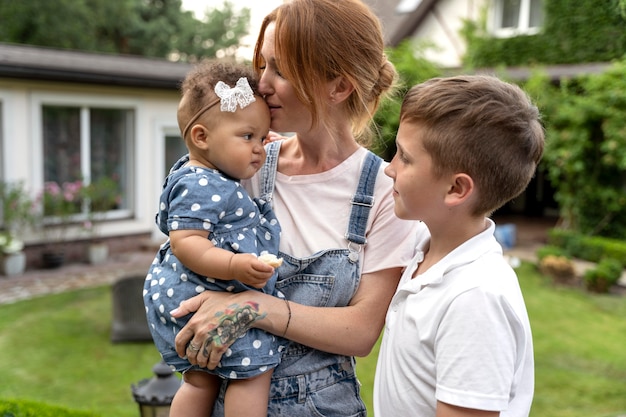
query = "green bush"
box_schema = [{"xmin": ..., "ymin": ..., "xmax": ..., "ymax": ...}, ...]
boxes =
[
  {"xmin": 0, "ymin": 398, "xmax": 99, "ymax": 417},
  {"xmin": 536, "ymin": 245, "xmax": 569, "ymax": 261},
  {"xmin": 584, "ymin": 258, "xmax": 624, "ymax": 293},
  {"xmin": 547, "ymin": 228, "xmax": 626, "ymax": 264},
  {"xmin": 522, "ymin": 59, "xmax": 626, "ymax": 239}
]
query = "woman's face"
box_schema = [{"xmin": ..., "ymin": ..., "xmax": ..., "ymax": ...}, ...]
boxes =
[{"xmin": 257, "ymin": 23, "xmax": 312, "ymax": 134}]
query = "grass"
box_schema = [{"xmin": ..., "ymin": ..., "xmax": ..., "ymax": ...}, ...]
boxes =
[{"xmin": 0, "ymin": 262, "xmax": 625, "ymax": 416}]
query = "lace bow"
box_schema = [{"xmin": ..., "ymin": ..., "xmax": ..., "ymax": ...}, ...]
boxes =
[{"xmin": 214, "ymin": 77, "xmax": 256, "ymax": 112}]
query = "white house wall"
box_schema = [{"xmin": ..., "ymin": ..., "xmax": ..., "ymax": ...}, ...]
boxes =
[
  {"xmin": 416, "ymin": 0, "xmax": 485, "ymax": 68},
  {"xmin": 0, "ymin": 78, "xmax": 179, "ymax": 246}
]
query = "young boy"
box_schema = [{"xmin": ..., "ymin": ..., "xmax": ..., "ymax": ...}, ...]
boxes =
[{"xmin": 374, "ymin": 75, "xmax": 544, "ymax": 417}]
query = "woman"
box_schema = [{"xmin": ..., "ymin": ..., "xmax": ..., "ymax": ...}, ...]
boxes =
[{"xmin": 171, "ymin": 1, "xmax": 419, "ymax": 415}]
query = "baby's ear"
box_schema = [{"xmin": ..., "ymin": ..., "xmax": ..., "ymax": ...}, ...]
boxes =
[{"xmin": 189, "ymin": 124, "xmax": 209, "ymax": 149}]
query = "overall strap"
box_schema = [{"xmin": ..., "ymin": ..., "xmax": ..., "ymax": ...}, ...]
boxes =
[
  {"xmin": 259, "ymin": 140, "xmax": 282, "ymax": 202},
  {"xmin": 345, "ymin": 151, "xmax": 382, "ymax": 249}
]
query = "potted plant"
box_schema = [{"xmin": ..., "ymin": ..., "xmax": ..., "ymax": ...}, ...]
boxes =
[
  {"xmin": 38, "ymin": 180, "xmax": 83, "ymax": 268},
  {"xmin": 80, "ymin": 176, "xmax": 121, "ymax": 264},
  {"xmin": 0, "ymin": 181, "xmax": 35, "ymax": 276}
]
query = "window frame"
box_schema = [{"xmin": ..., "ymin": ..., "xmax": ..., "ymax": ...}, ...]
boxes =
[
  {"xmin": 32, "ymin": 92, "xmax": 137, "ymax": 222},
  {"xmin": 490, "ymin": 0, "xmax": 543, "ymax": 38}
]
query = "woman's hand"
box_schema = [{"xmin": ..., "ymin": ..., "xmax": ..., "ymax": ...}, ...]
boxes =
[{"xmin": 171, "ymin": 291, "xmax": 265, "ymax": 369}]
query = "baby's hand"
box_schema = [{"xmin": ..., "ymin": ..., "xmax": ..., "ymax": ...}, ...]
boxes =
[{"xmin": 230, "ymin": 253, "xmax": 277, "ymax": 289}]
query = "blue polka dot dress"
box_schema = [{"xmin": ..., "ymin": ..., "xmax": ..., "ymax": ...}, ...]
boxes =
[{"xmin": 144, "ymin": 154, "xmax": 284, "ymax": 379}]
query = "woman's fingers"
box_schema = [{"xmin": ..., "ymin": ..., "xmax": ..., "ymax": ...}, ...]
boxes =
[{"xmin": 170, "ymin": 292, "xmax": 208, "ymax": 318}]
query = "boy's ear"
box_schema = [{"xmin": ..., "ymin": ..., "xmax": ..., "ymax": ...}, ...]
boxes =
[
  {"xmin": 328, "ymin": 76, "xmax": 354, "ymax": 103},
  {"xmin": 189, "ymin": 124, "xmax": 209, "ymax": 149},
  {"xmin": 445, "ymin": 173, "xmax": 474, "ymax": 207}
]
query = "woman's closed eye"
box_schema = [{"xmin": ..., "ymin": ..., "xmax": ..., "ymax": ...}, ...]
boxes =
[{"xmin": 259, "ymin": 64, "xmax": 284, "ymax": 79}]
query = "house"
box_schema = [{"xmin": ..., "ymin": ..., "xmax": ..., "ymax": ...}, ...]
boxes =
[
  {"xmin": 366, "ymin": 0, "xmax": 610, "ymax": 78},
  {"xmin": 0, "ymin": 42, "xmax": 192, "ymax": 266},
  {"xmin": 366, "ymin": 0, "xmax": 542, "ymax": 68}
]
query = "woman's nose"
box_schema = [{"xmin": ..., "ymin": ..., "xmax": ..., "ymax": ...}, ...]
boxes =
[{"xmin": 258, "ymin": 72, "xmax": 272, "ymax": 96}]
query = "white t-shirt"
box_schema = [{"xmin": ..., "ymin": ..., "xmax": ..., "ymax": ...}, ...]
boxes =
[
  {"xmin": 246, "ymin": 146, "xmax": 418, "ymax": 274},
  {"xmin": 374, "ymin": 219, "xmax": 534, "ymax": 417}
]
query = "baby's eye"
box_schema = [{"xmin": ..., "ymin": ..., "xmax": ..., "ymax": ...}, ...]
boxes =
[{"xmin": 243, "ymin": 133, "xmax": 253, "ymax": 141}]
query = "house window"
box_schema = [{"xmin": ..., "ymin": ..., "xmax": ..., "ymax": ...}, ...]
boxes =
[
  {"xmin": 165, "ymin": 133, "xmax": 187, "ymax": 175},
  {"xmin": 42, "ymin": 105, "xmax": 134, "ymax": 217},
  {"xmin": 492, "ymin": 0, "xmax": 544, "ymax": 37}
]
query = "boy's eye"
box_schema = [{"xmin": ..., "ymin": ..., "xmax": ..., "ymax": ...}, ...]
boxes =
[
  {"xmin": 243, "ymin": 133, "xmax": 253, "ymax": 141},
  {"xmin": 395, "ymin": 148, "xmax": 408, "ymax": 163}
]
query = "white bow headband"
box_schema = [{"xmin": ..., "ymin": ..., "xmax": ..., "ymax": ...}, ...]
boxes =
[{"xmin": 182, "ymin": 77, "xmax": 256, "ymax": 139}]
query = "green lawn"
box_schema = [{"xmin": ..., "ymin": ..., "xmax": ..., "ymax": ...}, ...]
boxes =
[{"xmin": 0, "ymin": 262, "xmax": 625, "ymax": 416}]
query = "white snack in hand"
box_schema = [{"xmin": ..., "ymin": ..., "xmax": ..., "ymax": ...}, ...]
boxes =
[{"xmin": 258, "ymin": 253, "xmax": 283, "ymax": 267}]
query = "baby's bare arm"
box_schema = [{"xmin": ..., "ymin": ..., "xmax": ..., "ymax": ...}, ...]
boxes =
[{"xmin": 169, "ymin": 229, "xmax": 274, "ymax": 288}]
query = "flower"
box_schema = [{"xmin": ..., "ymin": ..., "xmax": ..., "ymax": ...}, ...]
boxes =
[
  {"xmin": 0, "ymin": 233, "xmax": 24, "ymax": 254},
  {"xmin": 41, "ymin": 180, "xmax": 83, "ymax": 219},
  {"xmin": 37, "ymin": 178, "xmax": 121, "ymax": 244},
  {"xmin": 37, "ymin": 180, "xmax": 83, "ymax": 244}
]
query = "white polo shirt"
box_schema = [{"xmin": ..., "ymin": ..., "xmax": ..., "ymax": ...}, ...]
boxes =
[{"xmin": 374, "ymin": 219, "xmax": 534, "ymax": 417}]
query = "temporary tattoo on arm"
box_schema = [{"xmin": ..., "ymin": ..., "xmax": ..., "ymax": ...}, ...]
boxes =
[{"xmin": 202, "ymin": 301, "xmax": 265, "ymax": 355}]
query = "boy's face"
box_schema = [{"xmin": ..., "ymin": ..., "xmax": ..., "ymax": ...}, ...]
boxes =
[{"xmin": 384, "ymin": 121, "xmax": 450, "ymax": 222}]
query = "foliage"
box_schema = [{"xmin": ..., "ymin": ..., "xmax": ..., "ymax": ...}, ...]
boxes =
[
  {"xmin": 0, "ymin": 0, "xmax": 250, "ymax": 62},
  {"xmin": 0, "ymin": 181, "xmax": 35, "ymax": 253},
  {"xmin": 523, "ymin": 58, "xmax": 626, "ymax": 238},
  {"xmin": 39, "ymin": 181, "xmax": 82, "ymax": 220},
  {"xmin": 535, "ymin": 245, "xmax": 568, "ymax": 261},
  {"xmin": 0, "ymin": 398, "xmax": 98, "ymax": 417},
  {"xmin": 584, "ymin": 258, "xmax": 624, "ymax": 293},
  {"xmin": 37, "ymin": 178, "xmax": 122, "ymax": 242},
  {"xmin": 80, "ymin": 177, "xmax": 121, "ymax": 240},
  {"xmin": 462, "ymin": 0, "xmax": 626, "ymax": 68},
  {"xmin": 371, "ymin": 40, "xmax": 441, "ymax": 161},
  {"xmin": 547, "ymin": 228, "xmax": 626, "ymax": 264}
]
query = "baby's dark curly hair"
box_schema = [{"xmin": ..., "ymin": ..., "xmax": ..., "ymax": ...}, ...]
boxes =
[{"xmin": 181, "ymin": 60, "xmax": 260, "ymax": 116}]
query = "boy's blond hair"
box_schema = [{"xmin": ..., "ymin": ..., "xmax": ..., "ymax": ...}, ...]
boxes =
[{"xmin": 400, "ymin": 75, "xmax": 545, "ymax": 216}]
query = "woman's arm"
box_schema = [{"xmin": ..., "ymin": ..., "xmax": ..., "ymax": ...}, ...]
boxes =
[{"xmin": 172, "ymin": 266, "xmax": 402, "ymax": 368}]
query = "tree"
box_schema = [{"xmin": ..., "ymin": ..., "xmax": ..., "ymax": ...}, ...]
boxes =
[{"xmin": 0, "ymin": 0, "xmax": 250, "ymax": 62}]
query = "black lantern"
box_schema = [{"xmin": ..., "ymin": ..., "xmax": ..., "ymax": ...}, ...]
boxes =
[{"xmin": 131, "ymin": 360, "xmax": 181, "ymax": 417}]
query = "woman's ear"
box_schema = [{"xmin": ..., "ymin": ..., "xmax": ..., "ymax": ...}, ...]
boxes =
[
  {"xmin": 445, "ymin": 173, "xmax": 474, "ymax": 207},
  {"xmin": 328, "ymin": 76, "xmax": 354, "ymax": 104}
]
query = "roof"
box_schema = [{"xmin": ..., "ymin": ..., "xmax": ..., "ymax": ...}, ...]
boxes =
[
  {"xmin": 364, "ymin": 0, "xmax": 437, "ymax": 46},
  {"xmin": 0, "ymin": 43, "xmax": 192, "ymax": 89}
]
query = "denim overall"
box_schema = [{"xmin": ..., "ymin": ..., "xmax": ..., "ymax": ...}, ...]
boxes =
[{"xmin": 212, "ymin": 141, "xmax": 382, "ymax": 416}]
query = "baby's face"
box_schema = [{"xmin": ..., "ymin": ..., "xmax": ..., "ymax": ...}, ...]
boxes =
[{"xmin": 203, "ymin": 99, "xmax": 271, "ymax": 180}]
